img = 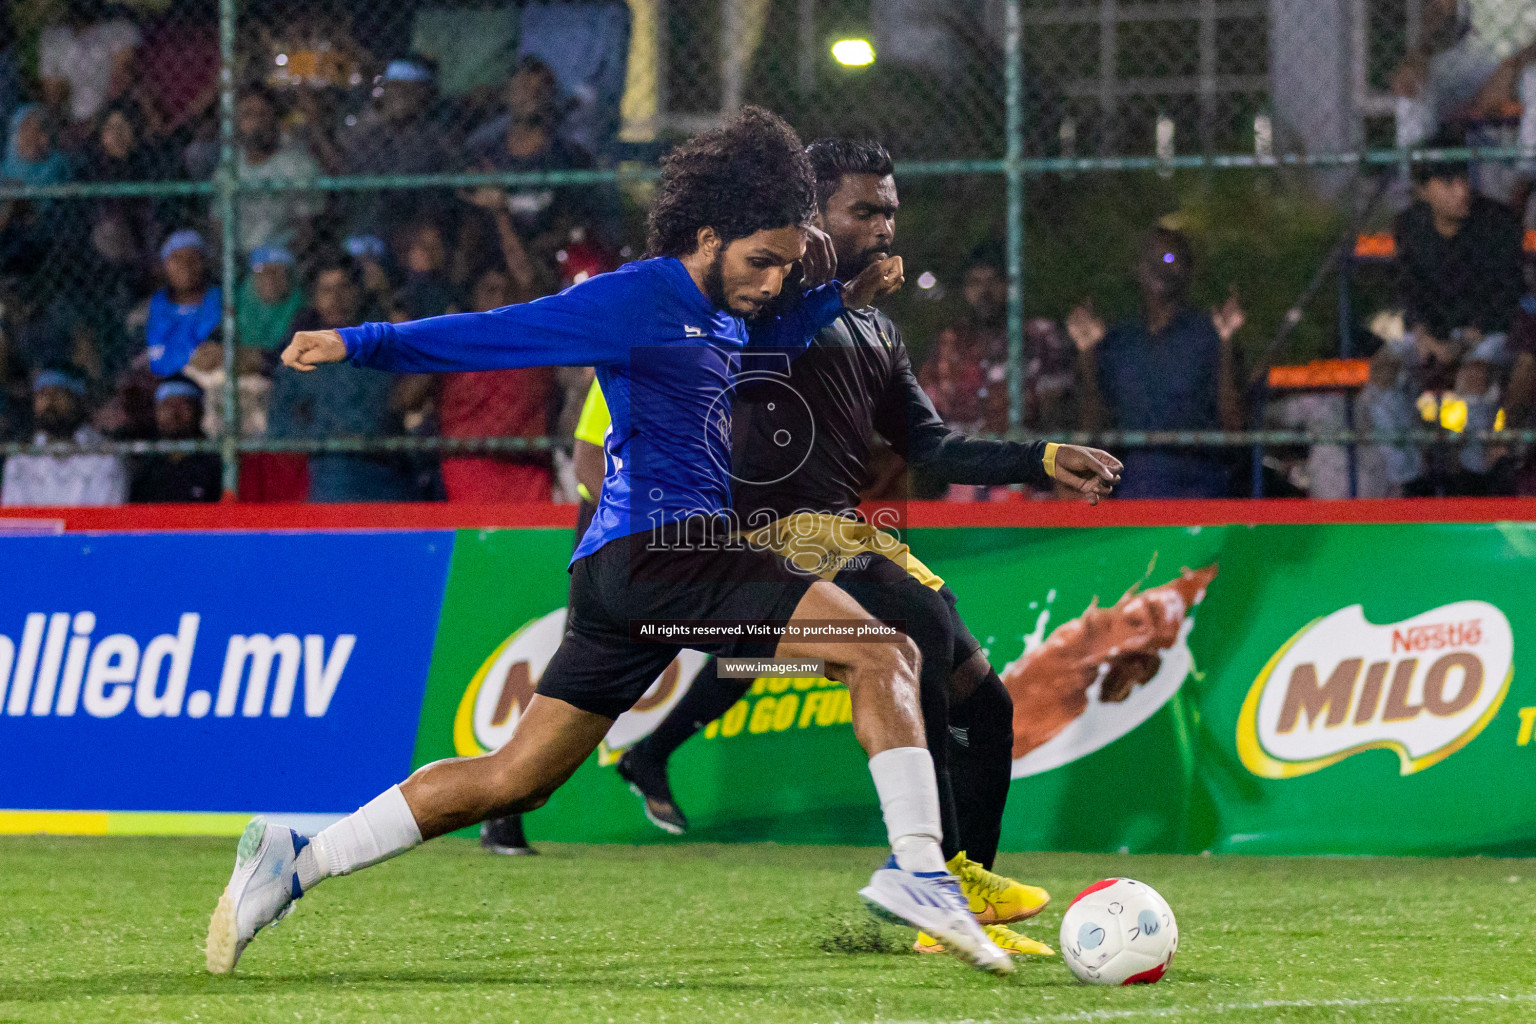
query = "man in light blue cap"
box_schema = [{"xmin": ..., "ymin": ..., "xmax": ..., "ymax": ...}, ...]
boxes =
[
  {"xmin": 146, "ymin": 229, "xmax": 222, "ymax": 376},
  {"xmin": 332, "ymin": 54, "xmax": 451, "ymax": 241},
  {"xmin": 237, "ymin": 244, "xmax": 303, "ymax": 353}
]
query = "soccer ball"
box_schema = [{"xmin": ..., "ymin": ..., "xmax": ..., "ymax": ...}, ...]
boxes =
[{"xmin": 1058, "ymin": 878, "xmax": 1177, "ymax": 985}]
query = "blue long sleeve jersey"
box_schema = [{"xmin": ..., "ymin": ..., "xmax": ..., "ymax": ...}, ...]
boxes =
[{"xmin": 339, "ymin": 257, "xmax": 844, "ymax": 564}]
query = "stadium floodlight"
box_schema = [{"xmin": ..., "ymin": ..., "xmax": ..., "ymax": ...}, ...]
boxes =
[{"xmin": 831, "ymin": 38, "xmax": 876, "ymax": 67}]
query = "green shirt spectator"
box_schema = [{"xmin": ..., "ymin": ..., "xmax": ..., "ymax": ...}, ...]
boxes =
[{"xmin": 237, "ymin": 246, "xmax": 304, "ymax": 352}]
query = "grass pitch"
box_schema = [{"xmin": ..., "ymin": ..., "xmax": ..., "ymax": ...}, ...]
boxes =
[{"xmin": 0, "ymin": 837, "xmax": 1532, "ymax": 1023}]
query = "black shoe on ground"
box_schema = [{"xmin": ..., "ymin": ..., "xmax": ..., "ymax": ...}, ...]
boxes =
[
  {"xmin": 480, "ymin": 814, "xmax": 538, "ymax": 855},
  {"xmin": 616, "ymin": 743, "xmax": 689, "ymax": 835}
]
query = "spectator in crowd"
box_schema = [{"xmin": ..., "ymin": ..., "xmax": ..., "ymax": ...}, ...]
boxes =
[
  {"xmin": 437, "ymin": 266, "xmax": 553, "ymax": 502},
  {"xmin": 236, "ymin": 245, "xmax": 304, "ymax": 354},
  {"xmin": 319, "ymin": 56, "xmax": 452, "ymax": 244},
  {"xmin": 1390, "ymin": 0, "xmax": 1536, "ymax": 210},
  {"xmin": 129, "ymin": 374, "xmax": 220, "ymax": 502},
  {"xmin": 232, "ymin": 84, "xmax": 323, "ymax": 256},
  {"xmin": 343, "ymin": 235, "xmax": 398, "ymax": 317},
  {"xmin": 1395, "ymin": 134, "xmax": 1523, "ymax": 378},
  {"xmin": 1359, "ymin": 136, "xmax": 1524, "ymax": 496},
  {"xmin": 2, "ymin": 106, "xmax": 71, "ymax": 189},
  {"xmin": 2, "ymin": 364, "xmax": 127, "ymax": 507},
  {"xmin": 398, "ymin": 222, "xmax": 457, "ymax": 321},
  {"xmin": 136, "ymin": 0, "xmax": 219, "ymax": 157},
  {"xmin": 146, "ymin": 230, "xmax": 221, "ymax": 376},
  {"xmin": 267, "ymin": 253, "xmax": 416, "ymax": 502},
  {"xmin": 80, "ymin": 103, "xmax": 163, "ymax": 275},
  {"xmin": 38, "ymin": 0, "xmax": 140, "ymax": 133},
  {"xmin": 83, "ymin": 103, "xmax": 159, "ymax": 184},
  {"xmin": 460, "ymin": 57, "xmax": 617, "ymax": 262},
  {"xmin": 1069, "ymin": 227, "xmax": 1244, "ymax": 499},
  {"xmin": 919, "ymin": 246, "xmax": 1009, "ymax": 438}
]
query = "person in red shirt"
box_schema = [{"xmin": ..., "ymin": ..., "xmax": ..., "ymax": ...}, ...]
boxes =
[{"xmin": 437, "ymin": 267, "xmax": 554, "ymax": 501}]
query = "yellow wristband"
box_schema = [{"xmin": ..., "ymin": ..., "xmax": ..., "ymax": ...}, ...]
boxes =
[
  {"xmin": 1042, "ymin": 442, "xmax": 1061, "ymax": 481},
  {"xmin": 577, "ymin": 483, "xmax": 594, "ymax": 503}
]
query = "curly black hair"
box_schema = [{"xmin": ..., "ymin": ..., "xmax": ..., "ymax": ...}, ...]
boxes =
[{"xmin": 645, "ymin": 107, "xmax": 817, "ymax": 258}]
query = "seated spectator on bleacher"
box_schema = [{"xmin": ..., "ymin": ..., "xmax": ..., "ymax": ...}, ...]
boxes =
[
  {"xmin": 232, "ymin": 84, "xmax": 322, "ymax": 257},
  {"xmin": 1069, "ymin": 227, "xmax": 1243, "ymax": 499},
  {"xmin": 343, "ymin": 235, "xmax": 400, "ymax": 320},
  {"xmin": 1360, "ymin": 147, "xmax": 1523, "ymax": 495},
  {"xmin": 461, "ymin": 57, "xmax": 615, "ymax": 261},
  {"xmin": 146, "ymin": 230, "xmax": 221, "ymax": 376},
  {"xmin": 38, "ymin": 0, "xmax": 140, "ymax": 134},
  {"xmin": 919, "ymin": 246, "xmax": 1009, "ymax": 439},
  {"xmin": 3, "ymin": 106, "xmax": 71, "ymax": 189},
  {"xmin": 2, "ymin": 364, "xmax": 126, "ymax": 507},
  {"xmin": 80, "ymin": 104, "xmax": 163, "ymax": 283},
  {"xmin": 438, "ymin": 266, "xmax": 553, "ymax": 503},
  {"xmin": 183, "ymin": 246, "xmax": 294, "ymax": 442},
  {"xmin": 129, "ymin": 374, "xmax": 220, "ymax": 503},
  {"xmin": 1391, "ymin": 0, "xmax": 1536, "ymax": 210},
  {"xmin": 324, "ymin": 56, "xmax": 453, "ymax": 245},
  {"xmin": 236, "ymin": 245, "xmax": 303, "ymax": 354},
  {"xmin": 398, "ymin": 222, "xmax": 457, "ymax": 321},
  {"xmin": 1395, "ymin": 134, "xmax": 1524, "ymax": 380},
  {"xmin": 136, "ymin": 0, "xmax": 219, "ymax": 157},
  {"xmin": 268, "ymin": 253, "xmax": 415, "ymax": 503}
]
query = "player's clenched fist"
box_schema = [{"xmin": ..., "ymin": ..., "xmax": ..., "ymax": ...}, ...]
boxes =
[{"xmin": 281, "ymin": 329, "xmax": 348, "ymax": 372}]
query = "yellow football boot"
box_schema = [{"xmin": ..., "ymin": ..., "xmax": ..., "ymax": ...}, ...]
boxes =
[
  {"xmin": 914, "ymin": 924, "xmax": 1055, "ymax": 957},
  {"xmin": 949, "ymin": 851, "xmax": 1050, "ymax": 924}
]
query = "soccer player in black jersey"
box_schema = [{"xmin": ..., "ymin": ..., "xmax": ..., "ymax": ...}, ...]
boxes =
[{"xmin": 614, "ymin": 138, "xmax": 1121, "ymax": 957}]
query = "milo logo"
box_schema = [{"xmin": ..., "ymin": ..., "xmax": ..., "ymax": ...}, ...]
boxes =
[
  {"xmin": 1237, "ymin": 601, "xmax": 1512, "ymax": 778},
  {"xmin": 452, "ymin": 608, "xmax": 707, "ymax": 760}
]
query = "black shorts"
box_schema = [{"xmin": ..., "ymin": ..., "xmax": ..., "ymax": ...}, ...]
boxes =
[
  {"xmin": 827, "ymin": 552, "xmax": 984, "ymax": 672},
  {"xmin": 536, "ymin": 516, "xmax": 817, "ymax": 718}
]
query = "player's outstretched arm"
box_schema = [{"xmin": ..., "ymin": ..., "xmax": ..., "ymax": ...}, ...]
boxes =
[
  {"xmin": 295, "ymin": 273, "xmax": 635, "ymax": 375},
  {"xmin": 877, "ymin": 338, "xmax": 1121, "ymax": 501},
  {"xmin": 282, "ymin": 329, "xmax": 348, "ymax": 372}
]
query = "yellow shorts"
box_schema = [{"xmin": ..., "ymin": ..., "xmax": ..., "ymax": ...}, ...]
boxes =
[{"xmin": 744, "ymin": 512, "xmax": 945, "ymax": 592}]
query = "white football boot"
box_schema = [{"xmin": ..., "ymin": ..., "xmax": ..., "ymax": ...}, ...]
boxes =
[
  {"xmin": 858, "ymin": 855, "xmax": 1014, "ymax": 975},
  {"xmin": 205, "ymin": 817, "xmax": 307, "ymax": 973}
]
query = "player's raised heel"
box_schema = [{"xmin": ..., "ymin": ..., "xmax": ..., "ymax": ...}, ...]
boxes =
[
  {"xmin": 204, "ymin": 816, "xmax": 305, "ymax": 974},
  {"xmin": 858, "ymin": 856, "xmax": 1014, "ymax": 976}
]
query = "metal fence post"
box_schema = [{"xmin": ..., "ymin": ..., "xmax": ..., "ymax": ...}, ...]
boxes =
[
  {"xmin": 1005, "ymin": 0, "xmax": 1026, "ymax": 438},
  {"xmin": 217, "ymin": 0, "xmax": 240, "ymax": 497}
]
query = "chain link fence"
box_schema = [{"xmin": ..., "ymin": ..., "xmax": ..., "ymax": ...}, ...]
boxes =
[{"xmin": 0, "ymin": 0, "xmax": 1533, "ymax": 503}]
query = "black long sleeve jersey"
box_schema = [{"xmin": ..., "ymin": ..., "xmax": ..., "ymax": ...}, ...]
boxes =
[{"xmin": 730, "ymin": 305, "xmax": 1052, "ymax": 522}]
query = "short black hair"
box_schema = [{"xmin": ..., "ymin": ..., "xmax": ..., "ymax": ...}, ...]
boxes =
[
  {"xmin": 804, "ymin": 138, "xmax": 894, "ymax": 210},
  {"xmin": 1412, "ymin": 126, "xmax": 1472, "ymax": 185},
  {"xmin": 646, "ymin": 106, "xmax": 817, "ymax": 259},
  {"xmin": 307, "ymin": 250, "xmax": 364, "ymax": 290}
]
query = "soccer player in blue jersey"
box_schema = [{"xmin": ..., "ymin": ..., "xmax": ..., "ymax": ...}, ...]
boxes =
[{"xmin": 206, "ymin": 108, "xmax": 1017, "ymax": 976}]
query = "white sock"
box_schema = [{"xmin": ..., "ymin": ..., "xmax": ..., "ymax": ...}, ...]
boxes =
[
  {"xmin": 299, "ymin": 785, "xmax": 423, "ymax": 891},
  {"xmin": 868, "ymin": 746, "xmax": 947, "ymax": 874}
]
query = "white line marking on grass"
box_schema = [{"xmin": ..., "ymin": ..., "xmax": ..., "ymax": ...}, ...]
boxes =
[{"xmin": 872, "ymin": 991, "xmax": 1536, "ymax": 1024}]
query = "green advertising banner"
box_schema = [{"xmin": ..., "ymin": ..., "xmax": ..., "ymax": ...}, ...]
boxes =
[{"xmin": 414, "ymin": 523, "xmax": 1536, "ymax": 856}]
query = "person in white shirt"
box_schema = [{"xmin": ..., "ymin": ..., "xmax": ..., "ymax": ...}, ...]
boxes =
[
  {"xmin": 1, "ymin": 366, "xmax": 127, "ymax": 507},
  {"xmin": 38, "ymin": 2, "xmax": 141, "ymax": 126},
  {"xmin": 231, "ymin": 84, "xmax": 323, "ymax": 255}
]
